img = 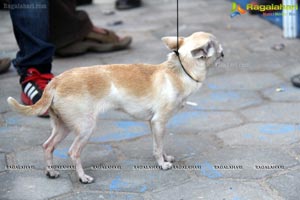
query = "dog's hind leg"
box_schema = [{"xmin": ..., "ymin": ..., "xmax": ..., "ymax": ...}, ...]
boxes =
[
  {"xmin": 43, "ymin": 110, "xmax": 70, "ymax": 179},
  {"xmin": 68, "ymin": 115, "xmax": 96, "ymax": 184}
]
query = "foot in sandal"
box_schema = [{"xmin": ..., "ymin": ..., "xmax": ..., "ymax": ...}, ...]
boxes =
[{"xmin": 55, "ymin": 27, "xmax": 132, "ymax": 57}]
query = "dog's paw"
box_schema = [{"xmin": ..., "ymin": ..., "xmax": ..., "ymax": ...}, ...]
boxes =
[
  {"xmin": 79, "ymin": 174, "xmax": 94, "ymax": 184},
  {"xmin": 164, "ymin": 154, "xmax": 175, "ymax": 163},
  {"xmin": 160, "ymin": 162, "xmax": 173, "ymax": 170},
  {"xmin": 46, "ymin": 170, "xmax": 60, "ymax": 179}
]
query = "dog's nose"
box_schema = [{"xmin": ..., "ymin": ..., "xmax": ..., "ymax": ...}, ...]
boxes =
[{"xmin": 221, "ymin": 52, "xmax": 224, "ymax": 58}]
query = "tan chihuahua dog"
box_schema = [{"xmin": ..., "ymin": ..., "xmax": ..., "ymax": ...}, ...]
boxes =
[{"xmin": 7, "ymin": 32, "xmax": 223, "ymax": 184}]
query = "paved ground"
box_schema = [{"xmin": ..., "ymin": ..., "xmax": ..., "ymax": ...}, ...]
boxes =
[{"xmin": 1, "ymin": 0, "xmax": 300, "ymax": 199}]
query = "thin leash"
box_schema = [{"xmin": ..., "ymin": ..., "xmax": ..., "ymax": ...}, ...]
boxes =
[{"xmin": 173, "ymin": 0, "xmax": 200, "ymax": 83}]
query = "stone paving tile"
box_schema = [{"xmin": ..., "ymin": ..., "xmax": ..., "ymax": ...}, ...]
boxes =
[
  {"xmin": 0, "ymin": 126, "xmax": 50, "ymax": 152},
  {"xmin": 205, "ymin": 72, "xmax": 284, "ymax": 90},
  {"xmin": 70, "ymin": 162, "xmax": 191, "ymax": 193},
  {"xmin": 0, "ymin": 114, "xmax": 5, "ymax": 127},
  {"xmin": 188, "ymin": 90, "xmax": 263, "ymax": 110},
  {"xmin": 267, "ymin": 168, "xmax": 300, "ymax": 200},
  {"xmin": 0, "ymin": 153, "xmax": 6, "ymax": 172},
  {"xmin": 241, "ymin": 102, "xmax": 300, "ymax": 123},
  {"xmin": 262, "ymin": 83, "xmax": 300, "ymax": 102},
  {"xmin": 0, "ymin": 76, "xmax": 20, "ymax": 113},
  {"xmin": 216, "ymin": 123, "xmax": 300, "ymax": 147},
  {"xmin": 189, "ymin": 147, "xmax": 298, "ymax": 179},
  {"xmin": 3, "ymin": 111, "xmax": 51, "ymax": 129},
  {"xmin": 75, "ymin": 143, "xmax": 119, "ymax": 167},
  {"xmin": 115, "ymin": 133, "xmax": 221, "ymax": 161},
  {"xmin": 289, "ymin": 143, "xmax": 300, "ymax": 160},
  {"xmin": 151, "ymin": 179, "xmax": 275, "ymax": 200},
  {"xmin": 51, "ymin": 191, "xmax": 144, "ymax": 200},
  {"xmin": 234, "ymin": 52, "xmax": 293, "ymax": 73},
  {"xmin": 91, "ymin": 120, "xmax": 151, "ymax": 143},
  {"xmin": 167, "ymin": 110, "xmax": 243, "ymax": 134},
  {"xmin": 0, "ymin": 171, "xmax": 73, "ymax": 200},
  {"xmin": 13, "ymin": 143, "xmax": 119, "ymax": 174},
  {"xmin": 0, "ymin": 13, "xmax": 17, "ymax": 52},
  {"xmin": 11, "ymin": 146, "xmax": 47, "ymax": 170},
  {"xmin": 96, "ymin": 110, "xmax": 242, "ymax": 140},
  {"xmin": 276, "ymin": 63, "xmax": 300, "ymax": 82}
]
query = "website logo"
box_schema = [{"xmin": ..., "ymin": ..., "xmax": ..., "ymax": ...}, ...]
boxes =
[
  {"xmin": 231, "ymin": 2, "xmax": 298, "ymax": 18},
  {"xmin": 231, "ymin": 2, "xmax": 247, "ymax": 18}
]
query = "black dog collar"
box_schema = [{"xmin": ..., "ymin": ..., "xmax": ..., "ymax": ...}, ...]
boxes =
[{"xmin": 173, "ymin": 50, "xmax": 200, "ymax": 83}]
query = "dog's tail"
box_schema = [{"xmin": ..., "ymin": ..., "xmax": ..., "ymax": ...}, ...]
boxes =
[{"xmin": 7, "ymin": 81, "xmax": 56, "ymax": 116}]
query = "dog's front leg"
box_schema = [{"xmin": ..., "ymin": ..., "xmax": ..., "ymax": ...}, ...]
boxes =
[{"xmin": 150, "ymin": 119, "xmax": 174, "ymax": 170}]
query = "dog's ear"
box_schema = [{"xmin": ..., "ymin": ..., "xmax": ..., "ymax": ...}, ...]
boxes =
[
  {"xmin": 191, "ymin": 41, "xmax": 215, "ymax": 59},
  {"xmin": 161, "ymin": 36, "xmax": 184, "ymax": 51}
]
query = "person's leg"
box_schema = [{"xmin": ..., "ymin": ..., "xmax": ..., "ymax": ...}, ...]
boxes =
[
  {"xmin": 10, "ymin": 0, "xmax": 54, "ymax": 76},
  {"xmin": 49, "ymin": 0, "xmax": 93, "ymax": 49},
  {"xmin": 10, "ymin": 0, "xmax": 54, "ymax": 109}
]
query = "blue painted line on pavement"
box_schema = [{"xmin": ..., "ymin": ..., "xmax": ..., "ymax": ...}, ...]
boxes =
[
  {"xmin": 139, "ymin": 185, "xmax": 147, "ymax": 193},
  {"xmin": 110, "ymin": 176, "xmax": 128, "ymax": 191},
  {"xmin": 207, "ymin": 83, "xmax": 219, "ymax": 90},
  {"xmin": 90, "ymin": 121, "xmax": 149, "ymax": 142},
  {"xmin": 109, "ymin": 175, "xmax": 148, "ymax": 193},
  {"xmin": 209, "ymin": 91, "xmax": 239, "ymax": 102},
  {"xmin": 125, "ymin": 194, "xmax": 136, "ymax": 200},
  {"xmin": 116, "ymin": 121, "xmax": 140, "ymax": 129},
  {"xmin": 259, "ymin": 124, "xmax": 294, "ymax": 135},
  {"xmin": 53, "ymin": 148, "xmax": 69, "ymax": 159},
  {"xmin": 243, "ymin": 133, "xmax": 252, "ymax": 139},
  {"xmin": 0, "ymin": 126, "xmax": 10, "ymax": 134},
  {"xmin": 91, "ymin": 131, "xmax": 148, "ymax": 142},
  {"xmin": 5, "ymin": 116, "xmax": 19, "ymax": 126},
  {"xmin": 103, "ymin": 144, "xmax": 113, "ymax": 152},
  {"xmin": 121, "ymin": 160, "xmax": 136, "ymax": 167},
  {"xmin": 198, "ymin": 161, "xmax": 222, "ymax": 179},
  {"xmin": 168, "ymin": 111, "xmax": 206, "ymax": 128},
  {"xmin": 258, "ymin": 135, "xmax": 267, "ymax": 141},
  {"xmin": 297, "ymin": 124, "xmax": 300, "ymax": 132}
]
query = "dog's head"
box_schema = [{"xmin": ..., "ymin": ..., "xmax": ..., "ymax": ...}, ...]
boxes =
[{"xmin": 162, "ymin": 32, "xmax": 224, "ymax": 69}]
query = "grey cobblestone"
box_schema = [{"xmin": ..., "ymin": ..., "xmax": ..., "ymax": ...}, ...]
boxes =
[
  {"xmin": 1, "ymin": 0, "xmax": 300, "ymax": 199},
  {"xmin": 51, "ymin": 192, "xmax": 144, "ymax": 200},
  {"xmin": 0, "ymin": 171, "xmax": 73, "ymax": 200},
  {"xmin": 191, "ymin": 147, "xmax": 298, "ymax": 179},
  {"xmin": 241, "ymin": 103, "xmax": 300, "ymax": 123},
  {"xmin": 267, "ymin": 167, "xmax": 300, "ymax": 200},
  {"xmin": 151, "ymin": 180, "xmax": 276, "ymax": 200}
]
